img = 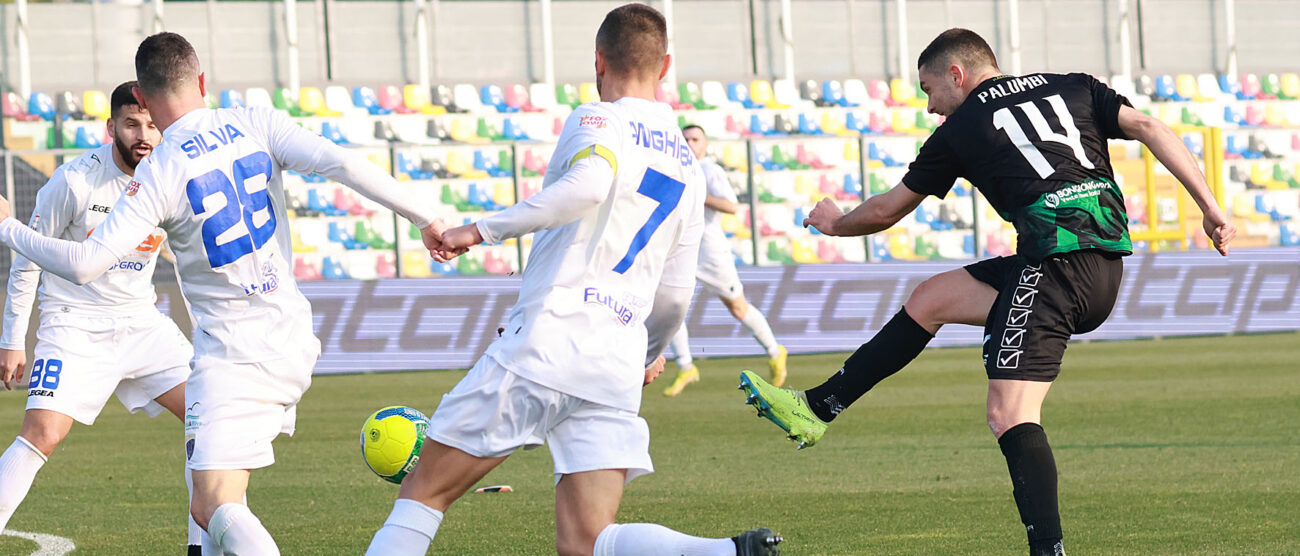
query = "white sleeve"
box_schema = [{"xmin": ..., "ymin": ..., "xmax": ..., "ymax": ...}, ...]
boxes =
[
  {"xmin": 475, "ymin": 156, "xmax": 615, "ymax": 243},
  {"xmin": 260, "ymin": 109, "xmax": 439, "ymax": 228},
  {"xmin": 705, "ymin": 163, "xmax": 738, "ymax": 203},
  {"xmin": 0, "ymin": 161, "xmax": 169, "ymax": 285},
  {"xmin": 0, "ymin": 169, "xmax": 77, "ymax": 349}
]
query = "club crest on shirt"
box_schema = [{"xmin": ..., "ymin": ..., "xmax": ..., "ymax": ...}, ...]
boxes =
[
  {"xmin": 125, "ymin": 179, "xmax": 141, "ymax": 196},
  {"xmin": 28, "ymin": 214, "xmax": 40, "ymax": 229},
  {"xmin": 579, "ymin": 115, "xmax": 608, "ymax": 129}
]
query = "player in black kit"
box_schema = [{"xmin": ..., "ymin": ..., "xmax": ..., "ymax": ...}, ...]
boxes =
[{"xmin": 737, "ymin": 28, "xmax": 1236, "ymax": 555}]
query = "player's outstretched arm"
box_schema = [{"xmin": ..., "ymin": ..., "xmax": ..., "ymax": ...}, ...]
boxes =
[
  {"xmin": 803, "ymin": 183, "xmax": 925, "ymax": 237},
  {"xmin": 443, "ymin": 155, "xmax": 616, "ymax": 254},
  {"xmin": 1117, "ymin": 106, "xmax": 1236, "ymax": 255},
  {"xmin": 0, "ymin": 194, "xmax": 126, "ymax": 286},
  {"xmin": 703, "ymin": 195, "xmax": 740, "ymax": 215}
]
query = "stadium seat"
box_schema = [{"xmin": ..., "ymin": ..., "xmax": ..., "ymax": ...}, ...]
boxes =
[
  {"xmin": 889, "ymin": 79, "xmax": 923, "ymax": 107},
  {"xmin": 772, "ymin": 79, "xmax": 806, "ymax": 109},
  {"xmin": 867, "ymin": 79, "xmax": 900, "ymax": 107},
  {"xmin": 351, "ymin": 87, "xmax": 390, "ymax": 115},
  {"xmin": 1217, "ymin": 74, "xmax": 1248, "ymax": 100},
  {"xmin": 320, "ymin": 121, "xmax": 352, "ymax": 145},
  {"xmin": 727, "ymin": 81, "xmax": 758, "ymax": 109},
  {"xmin": 891, "ymin": 110, "xmax": 918, "ymax": 134},
  {"xmin": 556, "ymin": 83, "xmax": 581, "ymax": 108},
  {"xmin": 505, "ymin": 84, "xmax": 541, "ymax": 112},
  {"xmin": 28, "ymin": 92, "xmax": 57, "ymax": 121},
  {"xmin": 299, "ymin": 87, "xmax": 341, "ymax": 117},
  {"xmin": 220, "ymin": 89, "xmax": 246, "ymax": 109},
  {"xmin": 678, "ymin": 81, "xmax": 713, "ymax": 110},
  {"xmin": 1240, "ymin": 73, "xmax": 1266, "ymax": 100},
  {"xmin": 1223, "ymin": 105, "xmax": 1247, "ymax": 127},
  {"xmin": 655, "ymin": 83, "xmax": 691, "ymax": 110},
  {"xmin": 578, "ymin": 82, "xmax": 600, "ymax": 105},
  {"xmin": 1196, "ymin": 73, "xmax": 1228, "ymax": 100},
  {"xmin": 74, "ymin": 126, "xmax": 102, "ymax": 148},
  {"xmin": 842, "ymin": 79, "xmax": 870, "ymax": 107},
  {"xmin": 750, "ymin": 80, "xmax": 786, "ymax": 109},
  {"xmin": 82, "ymin": 90, "xmax": 109, "ymax": 120},
  {"xmin": 1153, "ymin": 75, "xmax": 1187, "ymax": 102},
  {"xmin": 241, "ymin": 87, "xmax": 271, "ymax": 109},
  {"xmin": 479, "ymin": 85, "xmax": 516, "ymax": 114},
  {"xmin": 868, "ymin": 110, "xmax": 892, "ymax": 134},
  {"xmin": 501, "ymin": 118, "xmax": 530, "ymax": 141},
  {"xmin": 408, "ymin": 85, "xmax": 448, "ymax": 115},
  {"xmin": 1174, "ymin": 74, "xmax": 1209, "ymax": 102},
  {"xmin": 1260, "ymin": 74, "xmax": 1284, "ymax": 100},
  {"xmin": 799, "ymin": 79, "xmax": 829, "ymax": 107},
  {"xmin": 56, "ymin": 91, "xmax": 91, "ymax": 120},
  {"xmin": 1280, "ymin": 73, "xmax": 1300, "ymax": 100},
  {"xmin": 772, "ymin": 114, "xmax": 796, "ymax": 135},
  {"xmin": 797, "ymin": 113, "xmax": 825, "ymax": 135},
  {"xmin": 700, "ymin": 81, "xmax": 733, "ymax": 109},
  {"xmin": 2, "ymin": 92, "xmax": 39, "ymax": 122},
  {"xmin": 324, "ymin": 86, "xmax": 361, "ymax": 116},
  {"xmin": 271, "ymin": 88, "xmax": 308, "ymax": 117},
  {"xmin": 423, "ymin": 85, "xmax": 457, "ymax": 114},
  {"xmin": 845, "ymin": 112, "xmax": 869, "ymax": 134},
  {"xmin": 528, "ymin": 83, "xmax": 558, "ymax": 112},
  {"xmin": 821, "ymin": 80, "xmax": 853, "ymax": 108},
  {"xmin": 374, "ymin": 86, "xmax": 411, "ymax": 114},
  {"xmin": 821, "ymin": 112, "xmax": 855, "ymax": 136}
]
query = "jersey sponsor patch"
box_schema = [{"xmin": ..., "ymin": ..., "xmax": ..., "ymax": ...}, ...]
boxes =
[
  {"xmin": 125, "ymin": 179, "xmax": 141, "ymax": 196},
  {"xmin": 579, "ymin": 115, "xmax": 608, "ymax": 128},
  {"xmin": 28, "ymin": 214, "xmax": 40, "ymax": 228}
]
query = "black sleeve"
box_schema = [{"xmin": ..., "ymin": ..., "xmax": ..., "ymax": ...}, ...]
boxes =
[
  {"xmin": 902, "ymin": 130, "xmax": 961, "ymax": 198},
  {"xmin": 1082, "ymin": 73, "xmax": 1134, "ymax": 140}
]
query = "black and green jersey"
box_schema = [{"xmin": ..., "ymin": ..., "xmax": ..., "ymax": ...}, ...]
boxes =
[{"xmin": 902, "ymin": 73, "xmax": 1134, "ymax": 262}]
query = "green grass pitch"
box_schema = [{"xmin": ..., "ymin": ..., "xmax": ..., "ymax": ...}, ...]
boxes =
[{"xmin": 0, "ymin": 332, "xmax": 1296, "ymax": 554}]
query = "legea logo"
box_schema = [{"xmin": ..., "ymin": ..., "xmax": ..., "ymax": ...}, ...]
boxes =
[{"xmin": 1044, "ymin": 193, "xmax": 1060, "ymax": 208}]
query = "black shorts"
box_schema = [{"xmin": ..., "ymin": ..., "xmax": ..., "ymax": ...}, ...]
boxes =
[{"xmin": 965, "ymin": 250, "xmax": 1125, "ymax": 382}]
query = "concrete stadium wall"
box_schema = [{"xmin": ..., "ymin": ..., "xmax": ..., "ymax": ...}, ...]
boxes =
[{"xmin": 2, "ymin": 0, "xmax": 1299, "ymax": 94}]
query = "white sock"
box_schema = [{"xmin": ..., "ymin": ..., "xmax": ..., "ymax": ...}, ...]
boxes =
[
  {"xmin": 201, "ymin": 530, "xmax": 224, "ymax": 556},
  {"xmin": 0, "ymin": 437, "xmax": 47, "ymax": 531},
  {"xmin": 739, "ymin": 304, "xmax": 781, "ymax": 357},
  {"xmin": 185, "ymin": 466, "xmax": 202, "ymax": 548},
  {"xmin": 670, "ymin": 325, "xmax": 694, "ymax": 369},
  {"xmin": 365, "ymin": 499, "xmax": 444, "ymax": 556},
  {"xmin": 594, "ymin": 523, "xmax": 735, "ymax": 556},
  {"xmin": 209, "ymin": 503, "xmax": 279, "ymax": 555}
]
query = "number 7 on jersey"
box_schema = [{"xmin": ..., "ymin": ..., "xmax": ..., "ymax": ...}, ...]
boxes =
[{"xmin": 613, "ymin": 168, "xmax": 685, "ymax": 274}]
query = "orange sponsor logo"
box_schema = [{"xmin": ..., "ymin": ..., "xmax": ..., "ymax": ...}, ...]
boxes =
[{"xmin": 135, "ymin": 234, "xmax": 164, "ymax": 253}]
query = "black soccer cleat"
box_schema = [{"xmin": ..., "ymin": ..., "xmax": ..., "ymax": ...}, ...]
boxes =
[{"xmin": 733, "ymin": 527, "xmax": 783, "ymax": 555}]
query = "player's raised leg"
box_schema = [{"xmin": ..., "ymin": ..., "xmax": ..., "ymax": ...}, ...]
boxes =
[
  {"xmin": 740, "ymin": 266, "xmax": 996, "ymax": 447},
  {"xmin": 367, "ymin": 441, "xmax": 508, "ymax": 555},
  {"xmin": 719, "ymin": 295, "xmax": 785, "ymax": 387},
  {"xmin": 663, "ymin": 325, "xmax": 699, "ymax": 397}
]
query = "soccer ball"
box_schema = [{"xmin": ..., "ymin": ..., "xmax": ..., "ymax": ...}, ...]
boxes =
[{"xmin": 360, "ymin": 406, "xmax": 429, "ymax": 484}]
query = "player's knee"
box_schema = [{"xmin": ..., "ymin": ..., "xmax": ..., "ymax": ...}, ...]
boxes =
[
  {"xmin": 19, "ymin": 427, "xmax": 65, "ymax": 457},
  {"xmin": 986, "ymin": 408, "xmax": 1032, "ymax": 438},
  {"xmin": 903, "ymin": 278, "xmax": 944, "ymax": 323}
]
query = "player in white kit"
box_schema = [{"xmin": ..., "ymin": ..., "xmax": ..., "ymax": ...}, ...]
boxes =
[
  {"xmin": 0, "ymin": 81, "xmax": 204, "ymax": 553},
  {"xmin": 0, "ymin": 33, "xmax": 444, "ymax": 555},
  {"xmin": 662, "ymin": 124, "xmax": 787, "ymax": 397},
  {"xmin": 365, "ymin": 5, "xmax": 782, "ymax": 556}
]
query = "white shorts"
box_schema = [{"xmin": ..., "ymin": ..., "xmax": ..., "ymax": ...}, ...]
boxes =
[
  {"xmin": 696, "ymin": 258, "xmax": 745, "ymax": 300},
  {"xmin": 27, "ymin": 310, "xmax": 192, "ymax": 425},
  {"xmin": 183, "ymin": 342, "xmax": 318, "ymax": 471},
  {"xmin": 426, "ymin": 355, "xmax": 654, "ymax": 484}
]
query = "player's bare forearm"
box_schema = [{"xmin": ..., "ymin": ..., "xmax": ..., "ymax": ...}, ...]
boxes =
[
  {"xmin": 704, "ymin": 195, "xmax": 739, "ymax": 214},
  {"xmin": 804, "ymin": 184, "xmax": 923, "ymax": 237}
]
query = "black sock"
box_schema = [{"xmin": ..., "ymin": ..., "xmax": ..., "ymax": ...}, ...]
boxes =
[
  {"xmin": 188, "ymin": 545, "xmax": 202, "ymax": 556},
  {"xmin": 804, "ymin": 308, "xmax": 933, "ymax": 422},
  {"xmin": 998, "ymin": 423, "xmax": 1063, "ymax": 553}
]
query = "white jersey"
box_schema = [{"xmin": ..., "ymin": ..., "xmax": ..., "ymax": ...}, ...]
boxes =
[
  {"xmin": 479, "ymin": 98, "xmax": 705, "ymax": 412},
  {"xmin": 1, "ymin": 145, "xmax": 168, "ymax": 350},
  {"xmin": 698, "ymin": 159, "xmax": 739, "ymax": 271}
]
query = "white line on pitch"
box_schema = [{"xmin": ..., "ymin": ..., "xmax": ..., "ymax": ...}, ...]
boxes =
[{"xmin": 2, "ymin": 529, "xmax": 75, "ymax": 556}]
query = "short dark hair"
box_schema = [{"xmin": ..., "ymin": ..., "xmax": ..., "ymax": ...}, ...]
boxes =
[
  {"xmin": 595, "ymin": 3, "xmax": 668, "ymax": 76},
  {"xmin": 135, "ymin": 32, "xmax": 200, "ymax": 95},
  {"xmin": 110, "ymin": 81, "xmax": 142, "ymax": 118},
  {"xmin": 681, "ymin": 124, "xmax": 704, "ymax": 135},
  {"xmin": 917, "ymin": 28, "xmax": 999, "ymax": 74}
]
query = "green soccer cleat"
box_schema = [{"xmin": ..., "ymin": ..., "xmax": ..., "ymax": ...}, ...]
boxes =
[
  {"xmin": 732, "ymin": 527, "xmax": 783, "ymax": 555},
  {"xmin": 739, "ymin": 370, "xmax": 827, "ymax": 449}
]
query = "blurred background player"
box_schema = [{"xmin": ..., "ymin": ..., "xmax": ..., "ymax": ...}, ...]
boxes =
[
  {"xmin": 661, "ymin": 124, "xmax": 786, "ymax": 397},
  {"xmin": 365, "ymin": 4, "xmax": 781, "ymax": 556},
  {"xmin": 740, "ymin": 28, "xmax": 1235, "ymax": 556},
  {"xmin": 0, "ymin": 32, "xmax": 446, "ymax": 555},
  {"xmin": 0, "ymin": 81, "xmax": 203, "ymax": 554}
]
